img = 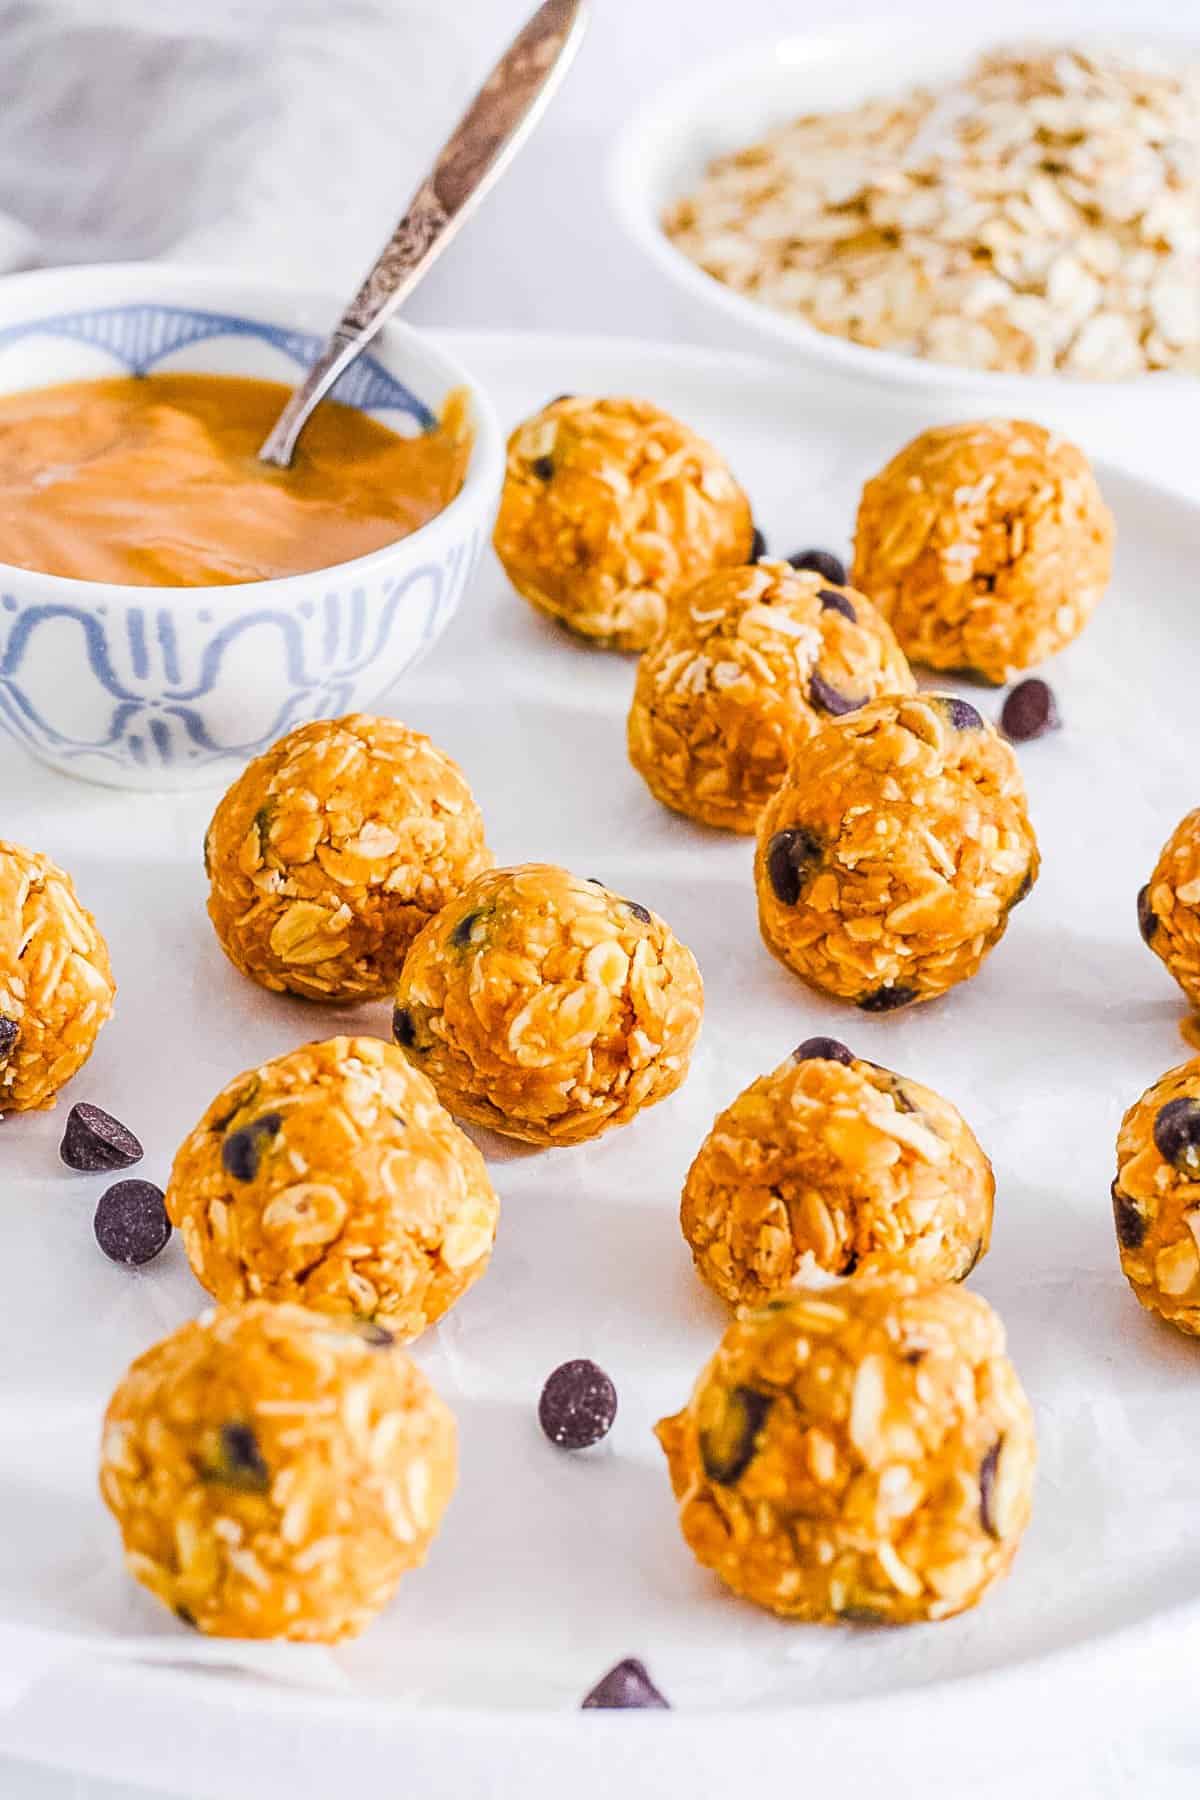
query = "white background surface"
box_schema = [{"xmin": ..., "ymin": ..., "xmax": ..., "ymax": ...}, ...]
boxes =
[{"xmin": 3, "ymin": 0, "xmax": 1200, "ymax": 1794}]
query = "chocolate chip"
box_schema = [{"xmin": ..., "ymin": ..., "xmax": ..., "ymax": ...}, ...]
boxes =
[
  {"xmin": 624, "ymin": 899, "xmax": 652, "ymax": 924},
  {"xmin": 175, "ymin": 1605, "xmax": 198, "ymax": 1629},
  {"xmin": 451, "ymin": 910, "xmax": 483, "ymax": 948},
  {"xmin": 359, "ymin": 1321, "xmax": 396, "ymax": 1348},
  {"xmin": 765, "ymin": 827, "xmax": 822, "ymax": 906},
  {"xmin": 794, "ymin": 1036, "xmax": 853, "ymax": 1065},
  {"xmin": 60, "ymin": 1102, "xmax": 143, "ymax": 1173},
  {"xmin": 1153, "ymin": 1097, "xmax": 1200, "ymax": 1174},
  {"xmin": 789, "ymin": 548, "xmax": 847, "ymax": 586},
  {"xmin": 531, "ymin": 454, "xmax": 555, "ymax": 480},
  {"xmin": 1000, "ymin": 678, "xmax": 1060, "ymax": 743},
  {"xmin": 979, "ymin": 1438, "xmax": 1004, "ymax": 1537},
  {"xmin": 1137, "ymin": 883, "xmax": 1158, "ymax": 945},
  {"xmin": 858, "ymin": 985, "xmax": 917, "ymax": 1012},
  {"xmin": 94, "ymin": 1180, "xmax": 171, "ymax": 1266},
  {"xmin": 1111, "ymin": 1181, "xmax": 1146, "ymax": 1250},
  {"xmin": 750, "ymin": 525, "xmax": 768, "ymax": 561},
  {"xmin": 538, "ymin": 1359, "xmax": 617, "ymax": 1450},
  {"xmin": 939, "ymin": 696, "xmax": 984, "ymax": 731},
  {"xmin": 221, "ymin": 1112, "xmax": 283, "ymax": 1183},
  {"xmin": 0, "ymin": 1015, "xmax": 16, "ymax": 1062},
  {"xmin": 206, "ymin": 1422, "xmax": 270, "ymax": 1493},
  {"xmin": 393, "ymin": 1005, "xmax": 418, "ymax": 1049},
  {"xmin": 581, "ymin": 1658, "xmax": 669, "ymax": 1710},
  {"xmin": 809, "ymin": 672, "xmax": 865, "ymax": 716},
  {"xmin": 817, "ymin": 587, "xmax": 857, "ymax": 623},
  {"xmin": 842, "ymin": 1248, "xmax": 859, "ymax": 1275},
  {"xmin": 700, "ymin": 1386, "xmax": 772, "ymax": 1485}
]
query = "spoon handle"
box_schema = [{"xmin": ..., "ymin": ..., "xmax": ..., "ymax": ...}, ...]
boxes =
[{"xmin": 259, "ymin": 0, "xmax": 589, "ymax": 469}]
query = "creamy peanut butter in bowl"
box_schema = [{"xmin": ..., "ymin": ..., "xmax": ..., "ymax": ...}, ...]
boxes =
[{"xmin": 0, "ymin": 264, "xmax": 504, "ymax": 791}]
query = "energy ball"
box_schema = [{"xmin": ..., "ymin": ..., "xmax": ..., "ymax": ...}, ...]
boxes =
[
  {"xmin": 656, "ymin": 1275, "xmax": 1036, "ymax": 1625},
  {"xmin": 681, "ymin": 1041, "xmax": 993, "ymax": 1305},
  {"xmin": 1139, "ymin": 809, "xmax": 1200, "ymax": 1012},
  {"xmin": 167, "ymin": 1035, "xmax": 498, "ymax": 1337},
  {"xmin": 0, "ymin": 841, "xmax": 115, "ymax": 1113},
  {"xmin": 627, "ymin": 560, "xmax": 915, "ymax": 833},
  {"xmin": 754, "ymin": 692, "xmax": 1039, "ymax": 1009},
  {"xmin": 99, "ymin": 1300, "xmax": 456, "ymax": 1641},
  {"xmin": 167, "ymin": 1036, "xmax": 498, "ymax": 1340},
  {"xmin": 492, "ymin": 395, "xmax": 754, "ymax": 651},
  {"xmin": 392, "ymin": 864, "xmax": 703, "ymax": 1146},
  {"xmin": 852, "ymin": 420, "xmax": 1114, "ymax": 685},
  {"xmin": 204, "ymin": 714, "xmax": 491, "ymax": 1003},
  {"xmin": 1113, "ymin": 1058, "xmax": 1200, "ymax": 1334}
]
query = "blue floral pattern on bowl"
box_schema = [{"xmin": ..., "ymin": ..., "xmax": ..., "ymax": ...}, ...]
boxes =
[{"xmin": 0, "ymin": 296, "xmax": 495, "ymax": 790}]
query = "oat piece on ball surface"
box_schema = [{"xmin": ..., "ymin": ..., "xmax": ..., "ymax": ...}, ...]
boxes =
[
  {"xmin": 627, "ymin": 559, "xmax": 914, "ymax": 833},
  {"xmin": 392, "ymin": 864, "xmax": 703, "ymax": 1146},
  {"xmin": 492, "ymin": 396, "xmax": 755, "ymax": 651},
  {"xmin": 204, "ymin": 714, "xmax": 491, "ymax": 1003},
  {"xmin": 167, "ymin": 1035, "xmax": 497, "ymax": 1341},
  {"xmin": 100, "ymin": 1300, "xmax": 456, "ymax": 1641},
  {"xmin": 852, "ymin": 420, "xmax": 1113, "ymax": 685},
  {"xmin": 754, "ymin": 692, "xmax": 1038, "ymax": 1009},
  {"xmin": 1114, "ymin": 1059, "xmax": 1200, "ymax": 1335},
  {"xmin": 656, "ymin": 1274, "xmax": 1035, "ymax": 1624},
  {"xmin": 1139, "ymin": 809, "xmax": 1200, "ymax": 1014},
  {"xmin": 682, "ymin": 1037, "xmax": 993, "ymax": 1306},
  {"xmin": 0, "ymin": 841, "xmax": 115, "ymax": 1113}
]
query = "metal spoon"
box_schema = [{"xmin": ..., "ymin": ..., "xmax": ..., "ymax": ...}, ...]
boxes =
[{"xmin": 258, "ymin": 0, "xmax": 589, "ymax": 469}]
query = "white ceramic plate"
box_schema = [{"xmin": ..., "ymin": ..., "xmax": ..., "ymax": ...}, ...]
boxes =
[
  {"xmin": 2, "ymin": 332, "xmax": 1200, "ymax": 1799},
  {"xmin": 610, "ymin": 16, "xmax": 1200, "ymax": 421}
]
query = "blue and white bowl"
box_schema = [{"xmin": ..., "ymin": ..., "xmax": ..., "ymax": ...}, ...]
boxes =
[{"xmin": 0, "ymin": 264, "xmax": 504, "ymax": 790}]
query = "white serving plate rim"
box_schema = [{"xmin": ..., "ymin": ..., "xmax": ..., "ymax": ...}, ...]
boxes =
[
  {"xmin": 0, "ymin": 263, "xmax": 504, "ymax": 611},
  {"xmin": 609, "ymin": 17, "xmax": 1200, "ymax": 402}
]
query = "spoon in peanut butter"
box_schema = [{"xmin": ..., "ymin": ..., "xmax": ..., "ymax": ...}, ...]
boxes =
[{"xmin": 258, "ymin": 0, "xmax": 588, "ymax": 470}]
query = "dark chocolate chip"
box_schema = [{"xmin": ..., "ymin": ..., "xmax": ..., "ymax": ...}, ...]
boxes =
[
  {"xmin": 94, "ymin": 1180, "xmax": 171, "ymax": 1267},
  {"xmin": 359, "ymin": 1321, "xmax": 396, "ymax": 1348},
  {"xmin": 788, "ymin": 548, "xmax": 847, "ymax": 586},
  {"xmin": 61, "ymin": 1102, "xmax": 144, "ymax": 1173},
  {"xmin": 939, "ymin": 696, "xmax": 984, "ymax": 731},
  {"xmin": 700, "ymin": 1386, "xmax": 772, "ymax": 1485},
  {"xmin": 979, "ymin": 1438, "xmax": 1004, "ymax": 1537},
  {"xmin": 885, "ymin": 1076, "xmax": 916, "ymax": 1114},
  {"xmin": 451, "ymin": 910, "xmax": 483, "ymax": 948},
  {"xmin": 175, "ymin": 1605, "xmax": 198, "ymax": 1629},
  {"xmin": 817, "ymin": 587, "xmax": 857, "ymax": 623},
  {"xmin": 531, "ymin": 454, "xmax": 555, "ymax": 480},
  {"xmin": 841, "ymin": 1248, "xmax": 860, "ymax": 1275},
  {"xmin": 538, "ymin": 1359, "xmax": 618, "ymax": 1450},
  {"xmin": 393, "ymin": 1005, "xmax": 418, "ymax": 1049},
  {"xmin": 858, "ymin": 985, "xmax": 917, "ymax": 1013},
  {"xmin": 1111, "ymin": 1181, "xmax": 1147, "ymax": 1250},
  {"xmin": 209, "ymin": 1422, "xmax": 270, "ymax": 1493},
  {"xmin": 581, "ymin": 1658, "xmax": 669, "ymax": 1710},
  {"xmin": 1154, "ymin": 1097, "xmax": 1200, "ymax": 1174},
  {"xmin": 0, "ymin": 1015, "xmax": 17, "ymax": 1063},
  {"xmin": 809, "ymin": 672, "xmax": 865, "ymax": 717},
  {"xmin": 1000, "ymin": 677, "xmax": 1060, "ymax": 743},
  {"xmin": 221, "ymin": 1112, "xmax": 283, "ymax": 1183},
  {"xmin": 624, "ymin": 899, "xmax": 652, "ymax": 924},
  {"xmin": 1137, "ymin": 883, "xmax": 1158, "ymax": 945},
  {"xmin": 750, "ymin": 525, "xmax": 768, "ymax": 561},
  {"xmin": 838, "ymin": 1605, "xmax": 886, "ymax": 1625},
  {"xmin": 765, "ymin": 827, "xmax": 822, "ymax": 906},
  {"xmin": 794, "ymin": 1036, "xmax": 853, "ymax": 1065}
]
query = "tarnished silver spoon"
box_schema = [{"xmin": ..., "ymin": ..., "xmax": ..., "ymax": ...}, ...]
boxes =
[{"xmin": 258, "ymin": 0, "xmax": 588, "ymax": 469}]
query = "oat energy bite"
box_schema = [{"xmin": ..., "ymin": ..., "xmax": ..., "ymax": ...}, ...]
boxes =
[
  {"xmin": 205, "ymin": 714, "xmax": 492, "ymax": 1003},
  {"xmin": 754, "ymin": 692, "xmax": 1038, "ymax": 1009},
  {"xmin": 1113, "ymin": 1059, "xmax": 1200, "ymax": 1334},
  {"xmin": 852, "ymin": 420, "xmax": 1114, "ymax": 685},
  {"xmin": 100, "ymin": 1300, "xmax": 456, "ymax": 1640},
  {"xmin": 0, "ymin": 841, "xmax": 115, "ymax": 1112},
  {"xmin": 682, "ymin": 1039, "xmax": 993, "ymax": 1305},
  {"xmin": 392, "ymin": 864, "xmax": 703, "ymax": 1145},
  {"xmin": 627, "ymin": 560, "xmax": 914, "ymax": 833},
  {"xmin": 1139, "ymin": 810, "xmax": 1200, "ymax": 1012},
  {"xmin": 492, "ymin": 395, "xmax": 754, "ymax": 651},
  {"xmin": 656, "ymin": 1276, "xmax": 1035, "ymax": 1624},
  {"xmin": 167, "ymin": 1036, "xmax": 498, "ymax": 1340}
]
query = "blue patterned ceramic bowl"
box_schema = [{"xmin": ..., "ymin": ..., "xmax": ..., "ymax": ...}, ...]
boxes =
[{"xmin": 0, "ymin": 265, "xmax": 504, "ymax": 790}]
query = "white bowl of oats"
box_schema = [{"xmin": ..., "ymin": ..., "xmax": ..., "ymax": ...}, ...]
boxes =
[{"xmin": 612, "ymin": 24, "xmax": 1199, "ymax": 407}]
